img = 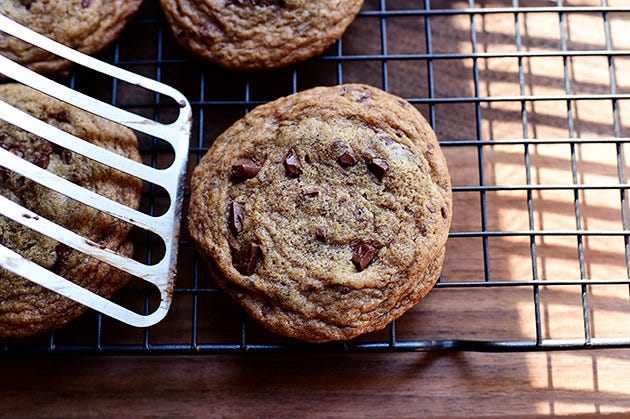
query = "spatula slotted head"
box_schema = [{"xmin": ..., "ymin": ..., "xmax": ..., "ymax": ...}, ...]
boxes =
[{"xmin": 0, "ymin": 15, "xmax": 191, "ymax": 328}]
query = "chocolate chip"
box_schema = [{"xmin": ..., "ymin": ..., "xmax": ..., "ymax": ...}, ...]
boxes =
[
  {"xmin": 427, "ymin": 205, "xmax": 436, "ymax": 213},
  {"xmin": 51, "ymin": 243, "xmax": 72, "ymax": 274},
  {"xmin": 441, "ymin": 207, "xmax": 448, "ymax": 218},
  {"xmin": 381, "ymin": 135, "xmax": 395, "ymax": 145},
  {"xmin": 341, "ymin": 86, "xmax": 372, "ymax": 103},
  {"xmin": 315, "ymin": 228, "xmax": 328, "ymax": 242},
  {"xmin": 81, "ymin": 0, "xmax": 90, "ymax": 7},
  {"xmin": 332, "ymin": 140, "xmax": 357, "ymax": 167},
  {"xmin": 229, "ymin": 202, "xmax": 244, "ymax": 235},
  {"xmin": 333, "ymin": 285, "xmax": 351, "ymax": 294},
  {"xmin": 231, "ymin": 158, "xmax": 261, "ymax": 180},
  {"xmin": 55, "ymin": 110, "xmax": 71, "ymax": 123},
  {"xmin": 366, "ymin": 157, "xmax": 389, "ymax": 182},
  {"xmin": 338, "ymin": 151, "xmax": 357, "ymax": 167},
  {"xmin": 233, "ymin": 242, "xmax": 261, "ymax": 275},
  {"xmin": 8, "ymin": 147, "xmax": 23, "ymax": 158},
  {"xmin": 33, "ymin": 153, "xmax": 50, "ymax": 169},
  {"xmin": 50, "ymin": 143, "xmax": 64, "ymax": 155},
  {"xmin": 301, "ymin": 189, "xmax": 320, "ymax": 197},
  {"xmin": 357, "ymin": 91, "xmax": 372, "ymax": 103},
  {"xmin": 283, "ymin": 148, "xmax": 302, "ymax": 177},
  {"xmin": 61, "ymin": 149, "xmax": 73, "ymax": 164},
  {"xmin": 262, "ymin": 304, "xmax": 273, "ymax": 316},
  {"xmin": 351, "ymin": 243, "xmax": 378, "ymax": 272}
]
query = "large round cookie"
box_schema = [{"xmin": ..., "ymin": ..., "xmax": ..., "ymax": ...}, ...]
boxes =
[
  {"xmin": 189, "ymin": 84, "xmax": 452, "ymax": 342},
  {"xmin": 0, "ymin": 0, "xmax": 142, "ymax": 74},
  {"xmin": 0, "ymin": 83, "xmax": 142, "ymax": 338},
  {"xmin": 160, "ymin": 0, "xmax": 364, "ymax": 70}
]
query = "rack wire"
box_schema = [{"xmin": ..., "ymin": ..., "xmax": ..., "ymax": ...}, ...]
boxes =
[{"xmin": 2, "ymin": 0, "xmax": 630, "ymax": 354}]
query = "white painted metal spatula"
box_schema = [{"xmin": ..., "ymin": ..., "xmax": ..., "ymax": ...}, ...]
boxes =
[{"xmin": 0, "ymin": 15, "xmax": 191, "ymax": 327}]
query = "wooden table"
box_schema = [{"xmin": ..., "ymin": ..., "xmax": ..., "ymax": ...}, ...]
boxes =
[{"xmin": 2, "ymin": 351, "xmax": 630, "ymax": 417}]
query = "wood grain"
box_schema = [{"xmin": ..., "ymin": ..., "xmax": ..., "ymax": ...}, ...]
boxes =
[{"xmin": 2, "ymin": 351, "xmax": 630, "ymax": 417}]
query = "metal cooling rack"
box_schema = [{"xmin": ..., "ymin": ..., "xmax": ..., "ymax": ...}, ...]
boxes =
[{"xmin": 2, "ymin": 0, "xmax": 630, "ymax": 354}]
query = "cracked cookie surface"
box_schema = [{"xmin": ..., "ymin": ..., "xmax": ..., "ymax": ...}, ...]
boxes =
[
  {"xmin": 189, "ymin": 84, "xmax": 452, "ymax": 342},
  {"xmin": 0, "ymin": 0, "xmax": 142, "ymax": 73},
  {"xmin": 159, "ymin": 0, "xmax": 364, "ymax": 70},
  {"xmin": 0, "ymin": 84, "xmax": 142, "ymax": 338}
]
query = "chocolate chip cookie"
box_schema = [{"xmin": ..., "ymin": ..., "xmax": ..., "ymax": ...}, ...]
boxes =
[
  {"xmin": 0, "ymin": 83, "xmax": 142, "ymax": 338},
  {"xmin": 159, "ymin": 0, "xmax": 364, "ymax": 70},
  {"xmin": 189, "ymin": 84, "xmax": 452, "ymax": 342},
  {"xmin": 0, "ymin": 0, "xmax": 142, "ymax": 74}
]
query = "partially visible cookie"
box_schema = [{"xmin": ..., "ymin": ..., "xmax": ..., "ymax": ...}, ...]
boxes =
[
  {"xmin": 0, "ymin": 83, "xmax": 143, "ymax": 338},
  {"xmin": 160, "ymin": 0, "xmax": 364, "ymax": 70},
  {"xmin": 189, "ymin": 84, "xmax": 452, "ymax": 342},
  {"xmin": 0, "ymin": 0, "xmax": 142, "ymax": 74}
]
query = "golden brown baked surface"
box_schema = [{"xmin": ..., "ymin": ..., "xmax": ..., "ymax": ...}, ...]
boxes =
[
  {"xmin": 0, "ymin": 83, "xmax": 142, "ymax": 338},
  {"xmin": 189, "ymin": 84, "xmax": 452, "ymax": 342},
  {"xmin": 0, "ymin": 0, "xmax": 142, "ymax": 73},
  {"xmin": 159, "ymin": 0, "xmax": 364, "ymax": 70}
]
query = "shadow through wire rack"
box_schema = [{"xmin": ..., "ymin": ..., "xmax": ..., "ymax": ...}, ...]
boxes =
[{"xmin": 3, "ymin": 0, "xmax": 630, "ymax": 354}]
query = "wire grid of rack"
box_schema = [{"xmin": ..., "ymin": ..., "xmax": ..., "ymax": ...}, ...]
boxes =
[{"xmin": 2, "ymin": 0, "xmax": 630, "ymax": 354}]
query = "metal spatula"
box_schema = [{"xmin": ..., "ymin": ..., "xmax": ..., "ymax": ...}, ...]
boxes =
[{"xmin": 0, "ymin": 15, "xmax": 191, "ymax": 327}]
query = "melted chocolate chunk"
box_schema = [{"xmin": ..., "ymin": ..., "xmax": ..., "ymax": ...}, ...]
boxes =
[
  {"xmin": 61, "ymin": 149, "xmax": 73, "ymax": 164},
  {"xmin": 51, "ymin": 243, "xmax": 72, "ymax": 274},
  {"xmin": 380, "ymin": 135, "xmax": 395, "ymax": 145},
  {"xmin": 233, "ymin": 242, "xmax": 261, "ymax": 275},
  {"xmin": 50, "ymin": 142, "xmax": 71, "ymax": 164},
  {"xmin": 229, "ymin": 202, "xmax": 244, "ymax": 235},
  {"xmin": 332, "ymin": 140, "xmax": 357, "ymax": 167},
  {"xmin": 357, "ymin": 90, "xmax": 372, "ymax": 103},
  {"xmin": 283, "ymin": 148, "xmax": 302, "ymax": 177},
  {"xmin": 8, "ymin": 147, "xmax": 23, "ymax": 158},
  {"xmin": 441, "ymin": 206, "xmax": 448, "ymax": 218},
  {"xmin": 338, "ymin": 151, "xmax": 357, "ymax": 167},
  {"xmin": 315, "ymin": 228, "xmax": 328, "ymax": 242},
  {"xmin": 341, "ymin": 86, "xmax": 372, "ymax": 103},
  {"xmin": 33, "ymin": 153, "xmax": 50, "ymax": 169},
  {"xmin": 262, "ymin": 304, "xmax": 274, "ymax": 316},
  {"xmin": 366, "ymin": 157, "xmax": 389, "ymax": 182},
  {"xmin": 81, "ymin": 0, "xmax": 90, "ymax": 7},
  {"xmin": 333, "ymin": 285, "xmax": 351, "ymax": 294},
  {"xmin": 231, "ymin": 158, "xmax": 261, "ymax": 180},
  {"xmin": 351, "ymin": 243, "xmax": 378, "ymax": 272},
  {"xmin": 0, "ymin": 167, "xmax": 9, "ymax": 181},
  {"xmin": 301, "ymin": 189, "xmax": 320, "ymax": 197},
  {"xmin": 55, "ymin": 110, "xmax": 71, "ymax": 123}
]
